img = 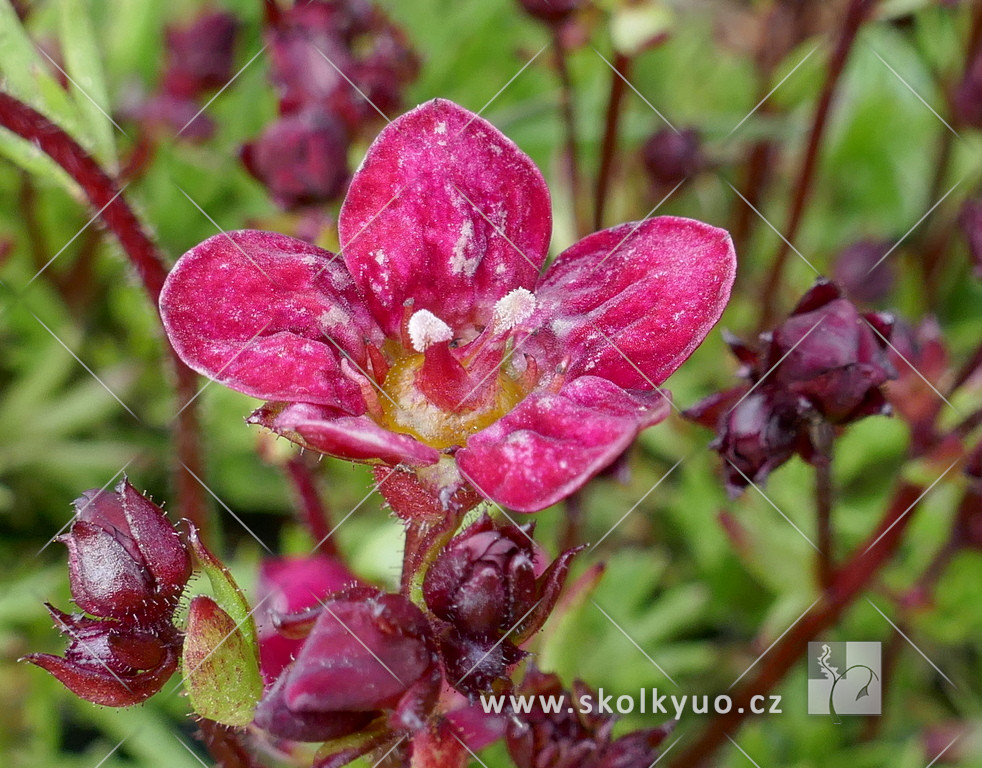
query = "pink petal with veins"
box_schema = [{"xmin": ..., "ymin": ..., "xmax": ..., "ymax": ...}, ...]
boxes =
[
  {"xmin": 338, "ymin": 99, "xmax": 552, "ymax": 336},
  {"xmin": 536, "ymin": 217, "xmax": 735, "ymax": 389},
  {"xmin": 160, "ymin": 230, "xmax": 382, "ymax": 411},
  {"xmin": 457, "ymin": 376, "xmax": 671, "ymax": 512}
]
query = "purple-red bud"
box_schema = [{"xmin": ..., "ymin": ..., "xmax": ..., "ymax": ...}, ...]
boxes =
[
  {"xmin": 61, "ymin": 478, "xmax": 191, "ymax": 625},
  {"xmin": 641, "ymin": 127, "xmax": 703, "ymax": 188},
  {"xmin": 253, "ymin": 589, "xmax": 439, "ymax": 742},
  {"xmin": 241, "ymin": 108, "xmax": 350, "ymax": 208}
]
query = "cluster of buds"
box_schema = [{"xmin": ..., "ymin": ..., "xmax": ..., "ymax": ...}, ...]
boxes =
[
  {"xmin": 242, "ymin": 0, "xmax": 418, "ymax": 208},
  {"xmin": 686, "ymin": 280, "xmax": 897, "ymax": 493},
  {"xmin": 25, "ymin": 479, "xmax": 191, "ymax": 705},
  {"xmin": 506, "ymin": 666, "xmax": 672, "ymax": 768},
  {"xmin": 422, "ymin": 516, "xmax": 580, "ymax": 696},
  {"xmin": 130, "ymin": 11, "xmax": 239, "ymax": 140}
]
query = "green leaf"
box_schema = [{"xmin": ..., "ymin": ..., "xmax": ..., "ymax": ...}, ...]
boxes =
[
  {"xmin": 181, "ymin": 595, "xmax": 262, "ymax": 726},
  {"xmin": 58, "ymin": 0, "xmax": 118, "ymax": 167}
]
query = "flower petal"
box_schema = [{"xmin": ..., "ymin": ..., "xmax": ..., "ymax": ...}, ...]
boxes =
[
  {"xmin": 24, "ymin": 648, "xmax": 177, "ymax": 707},
  {"xmin": 161, "ymin": 230, "xmax": 382, "ymax": 410},
  {"xmin": 251, "ymin": 403, "xmax": 440, "ymax": 467},
  {"xmin": 456, "ymin": 377, "xmax": 671, "ymax": 512},
  {"xmin": 536, "ymin": 217, "xmax": 736, "ymax": 389},
  {"xmin": 338, "ymin": 99, "xmax": 552, "ymax": 336}
]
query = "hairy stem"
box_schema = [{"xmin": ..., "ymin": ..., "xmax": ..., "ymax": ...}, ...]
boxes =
[
  {"xmin": 0, "ymin": 91, "xmax": 209, "ymax": 533},
  {"xmin": 670, "ymin": 481, "xmax": 926, "ymax": 768},
  {"xmin": 815, "ymin": 454, "xmax": 834, "ymax": 590},
  {"xmin": 758, "ymin": 0, "xmax": 877, "ymax": 329},
  {"xmin": 594, "ymin": 51, "xmax": 632, "ymax": 231},
  {"xmin": 552, "ymin": 27, "xmax": 586, "ymax": 238},
  {"xmin": 285, "ymin": 454, "xmax": 336, "ymax": 554}
]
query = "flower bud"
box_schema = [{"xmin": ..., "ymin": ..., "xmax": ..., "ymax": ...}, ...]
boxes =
[
  {"xmin": 61, "ymin": 478, "xmax": 191, "ymax": 625},
  {"xmin": 253, "ymin": 589, "xmax": 439, "ymax": 742},
  {"xmin": 162, "ymin": 11, "xmax": 238, "ymax": 99},
  {"xmin": 517, "ymin": 0, "xmax": 583, "ymax": 24},
  {"xmin": 506, "ymin": 666, "xmax": 672, "ymax": 768},
  {"xmin": 959, "ymin": 198, "xmax": 982, "ymax": 278},
  {"xmin": 641, "ymin": 127, "xmax": 703, "ymax": 188},
  {"xmin": 423, "ymin": 517, "xmax": 537, "ymax": 637},
  {"xmin": 240, "ymin": 108, "xmax": 350, "ymax": 209},
  {"xmin": 832, "ymin": 240, "xmax": 895, "ymax": 303},
  {"xmin": 24, "ymin": 605, "xmax": 179, "ymax": 706},
  {"xmin": 769, "ymin": 280, "xmax": 896, "ymax": 424}
]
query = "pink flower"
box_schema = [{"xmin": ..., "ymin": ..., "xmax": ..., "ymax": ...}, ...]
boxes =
[{"xmin": 160, "ymin": 99, "xmax": 735, "ymax": 512}]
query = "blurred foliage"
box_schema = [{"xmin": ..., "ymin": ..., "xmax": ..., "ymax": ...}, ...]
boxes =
[{"xmin": 2, "ymin": 0, "xmax": 982, "ymax": 766}]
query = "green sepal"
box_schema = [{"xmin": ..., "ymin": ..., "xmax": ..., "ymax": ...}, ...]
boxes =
[{"xmin": 181, "ymin": 595, "xmax": 263, "ymax": 727}]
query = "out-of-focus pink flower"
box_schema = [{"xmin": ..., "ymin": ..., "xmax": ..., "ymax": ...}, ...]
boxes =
[
  {"xmin": 24, "ymin": 479, "xmax": 189, "ymax": 706},
  {"xmin": 161, "ymin": 99, "xmax": 735, "ymax": 512},
  {"xmin": 255, "ymin": 554, "xmax": 359, "ymax": 684},
  {"xmin": 266, "ymin": 0, "xmax": 418, "ymax": 134}
]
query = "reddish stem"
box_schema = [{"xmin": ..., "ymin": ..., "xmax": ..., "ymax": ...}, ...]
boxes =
[
  {"xmin": 0, "ymin": 91, "xmax": 209, "ymax": 533},
  {"xmin": 594, "ymin": 51, "xmax": 632, "ymax": 231},
  {"xmin": 670, "ymin": 481, "xmax": 926, "ymax": 768},
  {"xmin": 196, "ymin": 718, "xmax": 263, "ymax": 768},
  {"xmin": 285, "ymin": 454, "xmax": 336, "ymax": 554},
  {"xmin": 758, "ymin": 0, "xmax": 877, "ymax": 329},
  {"xmin": 552, "ymin": 26, "xmax": 586, "ymax": 238}
]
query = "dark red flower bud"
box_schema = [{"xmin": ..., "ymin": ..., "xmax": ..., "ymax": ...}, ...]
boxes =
[
  {"xmin": 712, "ymin": 388, "xmax": 807, "ymax": 494},
  {"xmin": 60, "ymin": 478, "xmax": 191, "ymax": 625},
  {"xmin": 423, "ymin": 517, "xmax": 580, "ymax": 695},
  {"xmin": 641, "ymin": 127, "xmax": 703, "ymax": 188},
  {"xmin": 506, "ymin": 666, "xmax": 672, "ymax": 768},
  {"xmin": 517, "ymin": 0, "xmax": 583, "ymax": 24},
  {"xmin": 424, "ymin": 517, "xmax": 537, "ymax": 637},
  {"xmin": 686, "ymin": 280, "xmax": 896, "ymax": 492},
  {"xmin": 24, "ymin": 604, "xmax": 179, "ymax": 707},
  {"xmin": 959, "ymin": 198, "xmax": 982, "ymax": 278},
  {"xmin": 253, "ymin": 589, "xmax": 439, "ymax": 742},
  {"xmin": 266, "ymin": 0, "xmax": 418, "ymax": 134},
  {"xmin": 163, "ymin": 12, "xmax": 239, "ymax": 99},
  {"xmin": 241, "ymin": 108, "xmax": 350, "ymax": 208},
  {"xmin": 832, "ymin": 239, "xmax": 895, "ymax": 303},
  {"xmin": 769, "ymin": 280, "xmax": 896, "ymax": 424}
]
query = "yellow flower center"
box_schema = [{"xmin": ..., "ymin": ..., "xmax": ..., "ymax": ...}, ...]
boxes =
[{"xmin": 379, "ymin": 352, "xmax": 525, "ymax": 450}]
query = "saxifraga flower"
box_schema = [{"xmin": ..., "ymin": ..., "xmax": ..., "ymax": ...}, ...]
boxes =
[{"xmin": 161, "ymin": 99, "xmax": 736, "ymax": 513}]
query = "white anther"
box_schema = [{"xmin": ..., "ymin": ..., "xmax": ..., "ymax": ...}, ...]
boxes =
[
  {"xmin": 493, "ymin": 287, "xmax": 537, "ymax": 331},
  {"xmin": 408, "ymin": 309, "xmax": 454, "ymax": 352}
]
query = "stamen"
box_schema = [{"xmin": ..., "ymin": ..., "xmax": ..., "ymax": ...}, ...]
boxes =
[
  {"xmin": 407, "ymin": 309, "xmax": 454, "ymax": 352},
  {"xmin": 493, "ymin": 288, "xmax": 537, "ymax": 331}
]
